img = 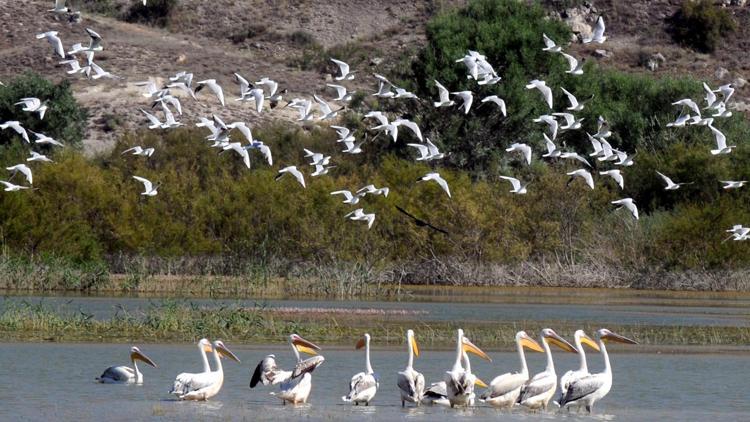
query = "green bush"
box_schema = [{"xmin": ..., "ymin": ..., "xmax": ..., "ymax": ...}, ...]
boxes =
[
  {"xmin": 123, "ymin": 0, "xmax": 178, "ymax": 27},
  {"xmin": 668, "ymin": 0, "xmax": 736, "ymax": 53},
  {"xmin": 0, "ymin": 73, "xmax": 87, "ymax": 149}
]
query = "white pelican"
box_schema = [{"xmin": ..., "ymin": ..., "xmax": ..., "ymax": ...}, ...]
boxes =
[
  {"xmin": 444, "ymin": 329, "xmax": 491, "ymax": 407},
  {"xmin": 559, "ymin": 329, "xmax": 638, "ymax": 413},
  {"xmin": 170, "ymin": 339, "xmax": 213, "ymax": 394},
  {"xmin": 171, "ymin": 340, "xmax": 240, "ymax": 401},
  {"xmin": 397, "ymin": 329, "xmax": 424, "ymax": 407},
  {"xmin": 259, "ymin": 334, "xmax": 325, "ymax": 405},
  {"xmin": 343, "ymin": 333, "xmax": 378, "ymax": 405},
  {"xmin": 517, "ymin": 328, "xmax": 577, "ymax": 410},
  {"xmin": 558, "ymin": 330, "xmax": 600, "ymax": 407},
  {"xmin": 96, "ymin": 346, "xmax": 157, "ymax": 384},
  {"xmin": 480, "ymin": 331, "xmax": 544, "ymax": 408}
]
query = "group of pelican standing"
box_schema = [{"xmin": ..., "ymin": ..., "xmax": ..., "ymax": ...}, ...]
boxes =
[{"xmin": 96, "ymin": 327, "xmax": 635, "ymax": 414}]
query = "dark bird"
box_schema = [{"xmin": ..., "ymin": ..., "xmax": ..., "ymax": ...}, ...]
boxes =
[{"xmin": 395, "ymin": 205, "xmax": 449, "ymax": 236}]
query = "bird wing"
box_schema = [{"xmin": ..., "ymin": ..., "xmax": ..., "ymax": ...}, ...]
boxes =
[
  {"xmin": 518, "ymin": 372, "xmax": 555, "ymax": 403},
  {"xmin": 397, "ymin": 371, "xmax": 416, "ymax": 397},
  {"xmin": 330, "ymin": 58, "xmax": 349, "ymax": 76},
  {"xmin": 656, "ymin": 171, "xmax": 673, "ymax": 186},
  {"xmin": 434, "ymin": 175, "xmax": 451, "ymax": 197},
  {"xmin": 435, "ymin": 80, "xmax": 450, "ymax": 102},
  {"xmin": 290, "ymin": 167, "xmax": 306, "ymax": 187},
  {"xmin": 710, "ymin": 125, "xmax": 727, "ymax": 149},
  {"xmin": 292, "ymin": 355, "xmax": 324, "ymax": 379},
  {"xmin": 233, "ymin": 73, "xmax": 250, "ymax": 95},
  {"xmin": 542, "ymin": 33, "xmax": 556, "ymax": 49},
  {"xmin": 331, "ymin": 190, "xmax": 353, "ymax": 200},
  {"xmin": 327, "ymin": 84, "xmax": 347, "ymax": 99},
  {"xmin": 250, "ymin": 355, "xmax": 277, "ymax": 388},
  {"xmin": 399, "ymin": 120, "xmax": 423, "ymax": 142},
  {"xmin": 132, "ymin": 176, "xmax": 153, "ymax": 192},
  {"xmin": 561, "ymin": 87, "xmax": 579, "ymax": 108},
  {"xmin": 86, "ymin": 28, "xmax": 102, "ymax": 49},
  {"xmin": 98, "ymin": 366, "xmax": 133, "ymax": 382},
  {"xmin": 45, "ymin": 33, "xmax": 65, "ymax": 58},
  {"xmin": 257, "ymin": 144, "xmax": 273, "ymax": 165},
  {"xmin": 561, "ymin": 373, "xmax": 605, "ymax": 405},
  {"xmin": 407, "ymin": 143, "xmax": 429, "ymax": 159},
  {"xmin": 540, "ymin": 84, "xmax": 553, "ymax": 108},
  {"xmin": 500, "ymin": 176, "xmax": 521, "ymax": 191},
  {"xmin": 140, "ymin": 109, "xmax": 162, "ymax": 126},
  {"xmin": 331, "ymin": 125, "xmax": 350, "ymax": 138},
  {"xmin": 561, "ymin": 52, "xmax": 578, "ymax": 71},
  {"xmin": 485, "ymin": 372, "xmax": 527, "ymax": 399},
  {"xmin": 347, "ymin": 373, "xmax": 377, "ymax": 399},
  {"xmin": 593, "ymin": 16, "xmax": 605, "ymax": 39}
]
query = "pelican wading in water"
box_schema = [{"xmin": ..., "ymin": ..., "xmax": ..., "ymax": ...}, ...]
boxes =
[
  {"xmin": 558, "ymin": 330, "xmax": 600, "ymax": 407},
  {"xmin": 517, "ymin": 328, "xmax": 577, "ymax": 410},
  {"xmin": 479, "ymin": 331, "xmax": 544, "ymax": 408},
  {"xmin": 96, "ymin": 346, "xmax": 157, "ymax": 384},
  {"xmin": 445, "ymin": 329, "xmax": 491, "ymax": 407},
  {"xmin": 250, "ymin": 334, "xmax": 324, "ymax": 405},
  {"xmin": 559, "ymin": 328, "xmax": 638, "ymax": 413},
  {"xmin": 170, "ymin": 339, "xmax": 212, "ymax": 393},
  {"xmin": 342, "ymin": 333, "xmax": 379, "ymax": 405},
  {"xmin": 397, "ymin": 329, "xmax": 425, "ymax": 407},
  {"xmin": 171, "ymin": 340, "xmax": 240, "ymax": 401}
]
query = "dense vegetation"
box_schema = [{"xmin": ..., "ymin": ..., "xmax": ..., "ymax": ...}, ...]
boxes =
[
  {"xmin": 668, "ymin": 0, "xmax": 736, "ymax": 53},
  {"xmin": 0, "ymin": 0, "xmax": 749, "ymax": 291}
]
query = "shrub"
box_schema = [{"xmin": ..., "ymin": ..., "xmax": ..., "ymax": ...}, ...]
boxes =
[
  {"xmin": 0, "ymin": 73, "xmax": 87, "ymax": 149},
  {"xmin": 123, "ymin": 0, "xmax": 178, "ymax": 27},
  {"xmin": 668, "ymin": 0, "xmax": 736, "ymax": 53}
]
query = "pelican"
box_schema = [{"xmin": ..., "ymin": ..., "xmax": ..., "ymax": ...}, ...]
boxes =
[
  {"xmin": 343, "ymin": 333, "xmax": 378, "ymax": 405},
  {"xmin": 172, "ymin": 340, "xmax": 240, "ymax": 401},
  {"xmin": 397, "ymin": 329, "xmax": 424, "ymax": 407},
  {"xmin": 253, "ymin": 334, "xmax": 324, "ymax": 405},
  {"xmin": 170, "ymin": 339, "xmax": 214, "ymax": 395},
  {"xmin": 480, "ymin": 331, "xmax": 544, "ymax": 408},
  {"xmin": 558, "ymin": 330, "xmax": 600, "ymax": 407},
  {"xmin": 423, "ymin": 381, "xmax": 450, "ymax": 406},
  {"xmin": 559, "ymin": 329, "xmax": 638, "ymax": 413},
  {"xmin": 444, "ymin": 329, "xmax": 491, "ymax": 407},
  {"xmin": 96, "ymin": 346, "xmax": 157, "ymax": 384},
  {"xmin": 517, "ymin": 328, "xmax": 577, "ymax": 410}
]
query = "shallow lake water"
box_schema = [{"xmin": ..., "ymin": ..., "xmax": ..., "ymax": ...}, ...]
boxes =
[{"xmin": 0, "ymin": 342, "xmax": 747, "ymax": 421}]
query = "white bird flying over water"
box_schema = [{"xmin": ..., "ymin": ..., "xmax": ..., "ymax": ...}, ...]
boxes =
[
  {"xmin": 331, "ymin": 58, "xmax": 355, "ymax": 80},
  {"xmin": 656, "ymin": 171, "xmax": 691, "ymax": 190},
  {"xmin": 506, "ymin": 143, "xmax": 532, "ymax": 165},
  {"xmin": 480, "ymin": 95, "xmax": 507, "ymax": 116},
  {"xmin": 276, "ymin": 166, "xmax": 306, "ymax": 188},
  {"xmin": 0, "ymin": 121, "xmax": 30, "ymax": 143},
  {"xmin": 542, "ymin": 33, "xmax": 562, "ymax": 53},
  {"xmin": 567, "ymin": 169, "xmax": 594, "ymax": 190},
  {"xmin": 36, "ymin": 31, "xmax": 65, "ymax": 58},
  {"xmin": 525, "ymin": 80, "xmax": 553, "ymax": 109},
  {"xmin": 344, "ymin": 208, "xmax": 375, "ymax": 229},
  {"xmin": 195, "ymin": 79, "xmax": 225, "ymax": 107},
  {"xmin": 560, "ymin": 52, "xmax": 584, "ymax": 75},
  {"xmin": 452, "ymin": 91, "xmax": 474, "ymax": 114},
  {"xmin": 612, "ymin": 198, "xmax": 638, "ymax": 220},
  {"xmin": 133, "ymin": 176, "xmax": 158, "ymax": 196},
  {"xmin": 499, "ymin": 176, "xmax": 529, "ymax": 194},
  {"xmin": 6, "ymin": 164, "xmax": 33, "ymax": 185},
  {"xmin": 15, "ymin": 98, "xmax": 48, "ymax": 119},
  {"xmin": 418, "ymin": 172, "xmax": 451, "ymax": 198},
  {"xmin": 600, "ymin": 170, "xmax": 624, "ymax": 189},
  {"xmin": 583, "ymin": 16, "xmax": 606, "ymax": 44},
  {"xmin": 434, "ymin": 80, "xmax": 455, "ymax": 107}
]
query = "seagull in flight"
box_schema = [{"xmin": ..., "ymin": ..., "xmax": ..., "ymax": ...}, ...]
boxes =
[
  {"xmin": 417, "ymin": 172, "xmax": 451, "ymax": 198},
  {"xmin": 276, "ymin": 166, "xmax": 306, "ymax": 188},
  {"xmin": 195, "ymin": 79, "xmax": 226, "ymax": 107},
  {"xmin": 525, "ymin": 80, "xmax": 553, "ymax": 109},
  {"xmin": 506, "ymin": 143, "xmax": 532, "ymax": 165},
  {"xmin": 408, "ymin": 138, "xmax": 444, "ymax": 161},
  {"xmin": 433, "ymin": 80, "xmax": 455, "ymax": 107},
  {"xmin": 560, "ymin": 52, "xmax": 584, "ymax": 75},
  {"xmin": 583, "ymin": 16, "xmax": 607, "ymax": 44},
  {"xmin": 721, "ymin": 180, "xmax": 747, "ymax": 190},
  {"xmin": 356, "ymin": 184, "xmax": 390, "ymax": 197},
  {"xmin": 36, "ymin": 31, "xmax": 65, "ymax": 58},
  {"xmin": 133, "ymin": 176, "xmax": 158, "ymax": 196},
  {"xmin": 656, "ymin": 171, "xmax": 691, "ymax": 190},
  {"xmin": 0, "ymin": 121, "xmax": 30, "ymax": 143},
  {"xmin": 533, "ymin": 115, "xmax": 559, "ymax": 140},
  {"xmin": 566, "ymin": 169, "xmax": 594, "ymax": 190},
  {"xmin": 480, "ymin": 95, "xmax": 507, "ymax": 116},
  {"xmin": 16, "ymin": 98, "xmax": 48, "ymax": 120},
  {"xmin": 561, "ymin": 87, "xmax": 585, "ymax": 112},
  {"xmin": 0, "ymin": 181, "xmax": 31, "ymax": 192},
  {"xmin": 122, "ymin": 146, "xmax": 155, "ymax": 157},
  {"xmin": 612, "ymin": 198, "xmax": 638, "ymax": 220},
  {"xmin": 331, "ymin": 58, "xmax": 355, "ymax": 80},
  {"xmin": 29, "ymin": 131, "xmax": 64, "ymax": 147},
  {"xmin": 600, "ymin": 170, "xmax": 624, "ymax": 189},
  {"xmin": 27, "ymin": 151, "xmax": 53, "ymax": 163},
  {"xmin": 344, "ymin": 208, "xmax": 375, "ymax": 229},
  {"xmin": 327, "ymin": 84, "xmax": 354, "ymax": 102},
  {"xmin": 499, "ymin": 176, "xmax": 529, "ymax": 194},
  {"xmin": 451, "ymin": 91, "xmax": 474, "ymax": 114},
  {"xmin": 331, "ymin": 190, "xmax": 364, "ymax": 205},
  {"xmin": 560, "ymin": 152, "xmax": 592, "ymax": 168},
  {"xmin": 6, "ymin": 164, "xmax": 33, "ymax": 185},
  {"xmin": 708, "ymin": 124, "xmax": 734, "ymax": 155},
  {"xmin": 542, "ymin": 33, "xmax": 562, "ymax": 53}
]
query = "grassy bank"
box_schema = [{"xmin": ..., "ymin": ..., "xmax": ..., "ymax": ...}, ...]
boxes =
[{"xmin": 1, "ymin": 301, "xmax": 748, "ymax": 348}]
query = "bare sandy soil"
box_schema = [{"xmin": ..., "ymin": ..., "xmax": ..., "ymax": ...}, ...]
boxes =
[{"xmin": 1, "ymin": 1, "xmax": 748, "ymax": 155}]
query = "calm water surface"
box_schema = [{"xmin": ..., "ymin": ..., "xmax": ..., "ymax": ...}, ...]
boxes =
[{"xmin": 0, "ymin": 342, "xmax": 747, "ymax": 421}]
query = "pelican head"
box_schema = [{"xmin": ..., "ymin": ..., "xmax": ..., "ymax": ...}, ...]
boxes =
[
  {"xmin": 130, "ymin": 346, "xmax": 157, "ymax": 368},
  {"xmin": 407, "ymin": 329, "xmax": 419, "ymax": 357},
  {"xmin": 198, "ymin": 338, "xmax": 213, "ymax": 353},
  {"xmin": 597, "ymin": 328, "xmax": 638, "ymax": 345},
  {"xmin": 213, "ymin": 340, "xmax": 241, "ymax": 363},
  {"xmin": 575, "ymin": 329, "xmax": 601, "ymax": 351},
  {"xmin": 461, "ymin": 336, "xmax": 492, "ymax": 362},
  {"xmin": 290, "ymin": 333, "xmax": 321, "ymax": 355},
  {"xmin": 355, "ymin": 333, "xmax": 371, "ymax": 349},
  {"xmin": 516, "ymin": 330, "xmax": 544, "ymax": 352},
  {"xmin": 541, "ymin": 328, "xmax": 578, "ymax": 353}
]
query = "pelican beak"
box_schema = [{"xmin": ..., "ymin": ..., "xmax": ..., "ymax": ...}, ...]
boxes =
[
  {"xmin": 131, "ymin": 350, "xmax": 157, "ymax": 368},
  {"xmin": 602, "ymin": 331, "xmax": 638, "ymax": 345},
  {"xmin": 462, "ymin": 338, "xmax": 492, "ymax": 362},
  {"xmin": 581, "ymin": 334, "xmax": 601, "ymax": 351},
  {"xmin": 520, "ymin": 336, "xmax": 545, "ymax": 353},
  {"xmin": 216, "ymin": 343, "xmax": 241, "ymax": 363},
  {"xmin": 545, "ymin": 331, "xmax": 578, "ymax": 353},
  {"xmin": 411, "ymin": 335, "xmax": 420, "ymax": 357},
  {"xmin": 474, "ymin": 377, "xmax": 488, "ymax": 388},
  {"xmin": 355, "ymin": 337, "xmax": 366, "ymax": 350},
  {"xmin": 294, "ymin": 336, "xmax": 322, "ymax": 356}
]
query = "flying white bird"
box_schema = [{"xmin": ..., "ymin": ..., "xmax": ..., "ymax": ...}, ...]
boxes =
[
  {"xmin": 311, "ymin": 164, "xmax": 336, "ymax": 177},
  {"xmin": 6, "ymin": 164, "xmax": 33, "ymax": 185},
  {"xmin": 480, "ymin": 95, "xmax": 507, "ymax": 116},
  {"xmin": 29, "ymin": 130, "xmax": 64, "ymax": 147},
  {"xmin": 394, "ymin": 88, "xmax": 419, "ymax": 100},
  {"xmin": 276, "ymin": 166, "xmax": 306, "ymax": 188},
  {"xmin": 614, "ymin": 150, "xmax": 636, "ymax": 167},
  {"xmin": 344, "ymin": 208, "xmax": 375, "ymax": 229},
  {"xmin": 560, "ymin": 52, "xmax": 584, "ymax": 75},
  {"xmin": 140, "ymin": 109, "xmax": 165, "ymax": 129},
  {"xmin": 721, "ymin": 180, "xmax": 747, "ymax": 189},
  {"xmin": 525, "ymin": 80, "xmax": 553, "ymax": 109},
  {"xmin": 0, "ymin": 121, "xmax": 30, "ymax": 143},
  {"xmin": 121, "ymin": 146, "xmax": 155, "ymax": 157},
  {"xmin": 433, "ymin": 80, "xmax": 455, "ymax": 107},
  {"xmin": 222, "ymin": 142, "xmax": 251, "ymax": 169},
  {"xmin": 303, "ymin": 149, "xmax": 331, "ymax": 166},
  {"xmin": 542, "ymin": 33, "xmax": 562, "ymax": 53},
  {"xmin": 356, "ymin": 184, "xmax": 390, "ymax": 197},
  {"xmin": 331, "ymin": 58, "xmax": 355, "ymax": 80},
  {"xmin": 533, "ymin": 115, "xmax": 559, "ymax": 140},
  {"xmin": 50, "ymin": 0, "xmax": 69, "ymax": 14},
  {"xmin": 542, "ymin": 134, "xmax": 561, "ymax": 158},
  {"xmin": 15, "ymin": 98, "xmax": 48, "ymax": 120},
  {"xmin": 708, "ymin": 124, "xmax": 734, "ymax": 155},
  {"xmin": 60, "ymin": 58, "xmax": 89, "ymax": 76},
  {"xmin": 566, "ymin": 169, "xmax": 594, "ymax": 190},
  {"xmin": 327, "ymin": 84, "xmax": 354, "ymax": 102},
  {"xmin": 553, "ymin": 112, "xmax": 583, "ymax": 131},
  {"xmin": 417, "ymin": 172, "xmax": 451, "ymax": 198},
  {"xmin": 27, "ymin": 151, "xmax": 53, "ymax": 163},
  {"xmin": 499, "ymin": 176, "xmax": 529, "ymax": 194},
  {"xmin": 36, "ymin": 31, "xmax": 65, "ymax": 58},
  {"xmin": 600, "ymin": 170, "xmax": 624, "ymax": 189},
  {"xmin": 561, "ymin": 87, "xmax": 584, "ymax": 112},
  {"xmin": 656, "ymin": 171, "xmax": 691, "ymax": 190},
  {"xmin": 393, "ymin": 119, "xmax": 423, "ymax": 142},
  {"xmin": 69, "ymin": 28, "xmax": 103, "ymax": 55},
  {"xmin": 89, "ymin": 62, "xmax": 114, "ymax": 80},
  {"xmin": 195, "ymin": 79, "xmax": 225, "ymax": 107},
  {"xmin": 133, "ymin": 176, "xmax": 158, "ymax": 196},
  {"xmin": 711, "ymin": 102, "xmax": 732, "ymax": 118},
  {"xmin": 612, "ymin": 198, "xmax": 638, "ymax": 220},
  {"xmin": 713, "ymin": 83, "xmax": 735, "ymax": 104},
  {"xmin": 583, "ymin": 16, "xmax": 607, "ymax": 44},
  {"xmin": 506, "ymin": 143, "xmax": 532, "ymax": 165},
  {"xmin": 408, "ymin": 138, "xmax": 444, "ymax": 161},
  {"xmin": 313, "ymin": 94, "xmax": 340, "ymax": 121},
  {"xmin": 0, "ymin": 181, "xmax": 31, "ymax": 192},
  {"xmin": 560, "ymin": 152, "xmax": 592, "ymax": 168},
  {"xmin": 451, "ymin": 91, "xmax": 474, "ymax": 114}
]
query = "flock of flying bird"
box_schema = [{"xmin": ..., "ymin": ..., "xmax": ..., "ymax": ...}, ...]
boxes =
[
  {"xmin": 98, "ymin": 327, "xmax": 636, "ymax": 414},
  {"xmin": 2, "ymin": 4, "xmax": 746, "ymax": 240}
]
